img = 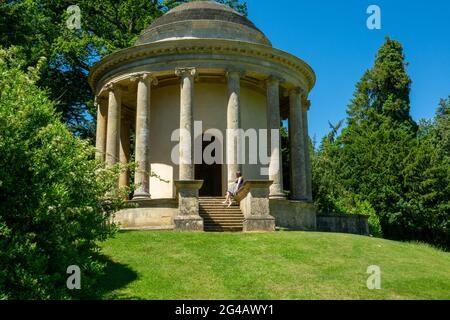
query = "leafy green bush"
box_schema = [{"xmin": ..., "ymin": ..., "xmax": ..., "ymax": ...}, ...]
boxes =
[{"xmin": 0, "ymin": 47, "xmax": 124, "ymax": 299}]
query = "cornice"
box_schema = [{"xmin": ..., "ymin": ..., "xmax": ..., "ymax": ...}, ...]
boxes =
[{"xmin": 88, "ymin": 39, "xmax": 316, "ymax": 93}]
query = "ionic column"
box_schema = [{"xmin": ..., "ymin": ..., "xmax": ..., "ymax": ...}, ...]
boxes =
[
  {"xmin": 289, "ymin": 87, "xmax": 307, "ymax": 200},
  {"xmin": 132, "ymin": 73, "xmax": 157, "ymax": 199},
  {"xmin": 175, "ymin": 67, "xmax": 196, "ymax": 180},
  {"xmin": 266, "ymin": 76, "xmax": 285, "ymax": 199},
  {"xmin": 302, "ymin": 99, "xmax": 313, "ymax": 202},
  {"xmin": 226, "ymin": 70, "xmax": 242, "ymax": 183},
  {"xmin": 119, "ymin": 118, "xmax": 131, "ymax": 192},
  {"xmin": 105, "ymin": 83, "xmax": 121, "ymax": 166},
  {"xmin": 95, "ymin": 96, "xmax": 108, "ymax": 161}
]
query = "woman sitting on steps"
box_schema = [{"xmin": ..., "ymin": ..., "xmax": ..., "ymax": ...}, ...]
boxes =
[{"xmin": 222, "ymin": 171, "xmax": 244, "ymax": 208}]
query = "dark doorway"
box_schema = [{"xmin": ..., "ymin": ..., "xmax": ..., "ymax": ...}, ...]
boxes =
[{"xmin": 195, "ymin": 135, "xmax": 222, "ymax": 196}]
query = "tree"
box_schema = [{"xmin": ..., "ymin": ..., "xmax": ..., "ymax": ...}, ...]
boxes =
[
  {"xmin": 434, "ymin": 96, "xmax": 450, "ymax": 156},
  {"xmin": 0, "ymin": 47, "xmax": 125, "ymax": 299},
  {"xmin": 347, "ymin": 37, "xmax": 415, "ymax": 129},
  {"xmin": 312, "ymin": 38, "xmax": 449, "ymax": 248},
  {"xmin": 162, "ymin": 0, "xmax": 248, "ymax": 15},
  {"xmin": 0, "ymin": 0, "xmax": 247, "ymax": 138}
]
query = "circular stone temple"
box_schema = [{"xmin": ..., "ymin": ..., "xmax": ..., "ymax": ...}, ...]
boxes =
[{"xmin": 89, "ymin": 1, "xmax": 316, "ymax": 232}]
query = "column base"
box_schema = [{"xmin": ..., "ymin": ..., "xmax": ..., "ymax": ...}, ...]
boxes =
[
  {"xmin": 132, "ymin": 191, "xmax": 151, "ymax": 200},
  {"xmin": 174, "ymin": 215, "xmax": 204, "ymax": 231},
  {"xmin": 174, "ymin": 180, "xmax": 204, "ymax": 232},
  {"xmin": 269, "ymin": 193, "xmax": 287, "ymax": 200},
  {"xmin": 243, "ymin": 215, "xmax": 276, "ymax": 232}
]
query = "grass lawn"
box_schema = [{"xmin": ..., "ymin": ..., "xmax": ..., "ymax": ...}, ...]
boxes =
[{"xmin": 97, "ymin": 231, "xmax": 450, "ymax": 300}]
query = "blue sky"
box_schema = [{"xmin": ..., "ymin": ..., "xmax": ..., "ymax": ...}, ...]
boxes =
[{"xmin": 246, "ymin": 0, "xmax": 450, "ymax": 143}]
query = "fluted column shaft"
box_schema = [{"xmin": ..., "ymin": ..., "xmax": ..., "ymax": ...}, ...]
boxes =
[
  {"xmin": 226, "ymin": 71, "xmax": 242, "ymax": 183},
  {"xmin": 266, "ymin": 77, "xmax": 285, "ymax": 199},
  {"xmin": 302, "ymin": 101, "xmax": 313, "ymax": 202},
  {"xmin": 289, "ymin": 88, "xmax": 307, "ymax": 200},
  {"xmin": 105, "ymin": 83, "xmax": 121, "ymax": 166},
  {"xmin": 119, "ymin": 118, "xmax": 131, "ymax": 191},
  {"xmin": 133, "ymin": 73, "xmax": 156, "ymax": 199},
  {"xmin": 95, "ymin": 97, "xmax": 108, "ymax": 161},
  {"xmin": 176, "ymin": 68, "xmax": 196, "ymax": 180}
]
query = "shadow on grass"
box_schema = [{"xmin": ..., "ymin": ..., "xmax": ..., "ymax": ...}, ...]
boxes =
[{"xmin": 88, "ymin": 254, "xmax": 141, "ymax": 300}]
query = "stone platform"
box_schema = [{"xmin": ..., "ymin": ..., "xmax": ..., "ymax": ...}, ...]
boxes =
[
  {"xmin": 114, "ymin": 197, "xmax": 318, "ymax": 232},
  {"xmin": 114, "ymin": 199, "xmax": 178, "ymax": 230}
]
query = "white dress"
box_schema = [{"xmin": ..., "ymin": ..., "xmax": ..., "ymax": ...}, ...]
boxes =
[{"xmin": 227, "ymin": 177, "xmax": 243, "ymax": 196}]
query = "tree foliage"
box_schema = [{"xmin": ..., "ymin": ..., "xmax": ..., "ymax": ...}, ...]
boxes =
[
  {"xmin": 0, "ymin": 47, "xmax": 125, "ymax": 299},
  {"xmin": 0, "ymin": 0, "xmax": 247, "ymax": 138},
  {"xmin": 312, "ymin": 38, "xmax": 449, "ymax": 249}
]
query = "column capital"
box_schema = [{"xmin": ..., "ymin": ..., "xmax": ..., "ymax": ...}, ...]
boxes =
[
  {"xmin": 226, "ymin": 69, "xmax": 245, "ymax": 79},
  {"xmin": 94, "ymin": 95, "xmax": 108, "ymax": 106},
  {"xmin": 104, "ymin": 81, "xmax": 118, "ymax": 92},
  {"xmin": 288, "ymin": 86, "xmax": 306, "ymax": 97},
  {"xmin": 302, "ymin": 99, "xmax": 311, "ymax": 111},
  {"xmin": 175, "ymin": 67, "xmax": 197, "ymax": 78},
  {"xmin": 103, "ymin": 82, "xmax": 127, "ymax": 95},
  {"xmin": 265, "ymin": 75, "xmax": 284, "ymax": 86},
  {"xmin": 130, "ymin": 72, "xmax": 158, "ymax": 86}
]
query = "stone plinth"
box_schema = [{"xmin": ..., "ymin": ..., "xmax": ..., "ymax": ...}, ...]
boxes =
[
  {"xmin": 238, "ymin": 180, "xmax": 275, "ymax": 232},
  {"xmin": 270, "ymin": 199, "xmax": 316, "ymax": 231},
  {"xmin": 174, "ymin": 180, "xmax": 204, "ymax": 231},
  {"xmin": 316, "ymin": 215, "xmax": 369, "ymax": 236},
  {"xmin": 114, "ymin": 198, "xmax": 178, "ymax": 230}
]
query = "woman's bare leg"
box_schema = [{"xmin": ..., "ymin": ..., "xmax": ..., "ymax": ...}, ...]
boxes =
[
  {"xmin": 223, "ymin": 192, "xmax": 231, "ymax": 204},
  {"xmin": 227, "ymin": 193, "xmax": 233, "ymax": 207}
]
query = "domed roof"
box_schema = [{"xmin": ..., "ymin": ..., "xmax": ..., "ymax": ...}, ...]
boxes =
[{"xmin": 134, "ymin": 1, "xmax": 272, "ymax": 46}]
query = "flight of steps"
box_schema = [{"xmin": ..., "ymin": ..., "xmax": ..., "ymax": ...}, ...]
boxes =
[{"xmin": 199, "ymin": 197, "xmax": 244, "ymax": 232}]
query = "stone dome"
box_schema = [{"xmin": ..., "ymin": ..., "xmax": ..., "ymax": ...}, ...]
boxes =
[{"xmin": 134, "ymin": 1, "xmax": 272, "ymax": 46}]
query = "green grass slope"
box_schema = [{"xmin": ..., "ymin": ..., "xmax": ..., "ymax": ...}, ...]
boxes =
[{"xmin": 98, "ymin": 231, "xmax": 450, "ymax": 300}]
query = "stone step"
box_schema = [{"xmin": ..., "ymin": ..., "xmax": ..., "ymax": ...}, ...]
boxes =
[
  {"xmin": 199, "ymin": 199, "xmax": 236, "ymax": 201},
  {"xmin": 201, "ymin": 208, "xmax": 239, "ymax": 211},
  {"xmin": 199, "ymin": 203, "xmax": 239, "ymax": 205},
  {"xmin": 200, "ymin": 208, "xmax": 240, "ymax": 211},
  {"xmin": 204, "ymin": 223, "xmax": 244, "ymax": 227},
  {"xmin": 199, "ymin": 197, "xmax": 225, "ymax": 199},
  {"xmin": 200, "ymin": 204, "xmax": 239, "ymax": 206},
  {"xmin": 200, "ymin": 215, "xmax": 243, "ymax": 219},
  {"xmin": 200, "ymin": 208, "xmax": 240, "ymax": 210},
  {"xmin": 204, "ymin": 224, "xmax": 243, "ymax": 228},
  {"xmin": 199, "ymin": 202, "xmax": 239, "ymax": 208},
  {"xmin": 201, "ymin": 214, "xmax": 241, "ymax": 216},
  {"xmin": 199, "ymin": 197, "xmax": 244, "ymax": 232},
  {"xmin": 201, "ymin": 214, "xmax": 243, "ymax": 218},
  {"xmin": 200, "ymin": 204, "xmax": 237, "ymax": 206},
  {"xmin": 200, "ymin": 212, "xmax": 244, "ymax": 218},
  {"xmin": 199, "ymin": 202, "xmax": 238, "ymax": 205},
  {"xmin": 203, "ymin": 217, "xmax": 242, "ymax": 220},
  {"xmin": 204, "ymin": 227, "xmax": 243, "ymax": 232},
  {"xmin": 199, "ymin": 204, "xmax": 239, "ymax": 207},
  {"xmin": 202, "ymin": 219, "xmax": 243, "ymax": 223},
  {"xmin": 204, "ymin": 221, "xmax": 242, "ymax": 224},
  {"xmin": 202, "ymin": 218, "xmax": 244, "ymax": 222},
  {"xmin": 204, "ymin": 224, "xmax": 242, "ymax": 226}
]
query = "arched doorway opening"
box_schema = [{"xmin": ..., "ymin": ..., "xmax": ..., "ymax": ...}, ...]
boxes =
[{"xmin": 195, "ymin": 133, "xmax": 223, "ymax": 196}]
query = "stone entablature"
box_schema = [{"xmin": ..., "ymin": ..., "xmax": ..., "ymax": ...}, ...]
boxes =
[{"xmin": 89, "ymin": 39, "xmax": 315, "ymax": 95}]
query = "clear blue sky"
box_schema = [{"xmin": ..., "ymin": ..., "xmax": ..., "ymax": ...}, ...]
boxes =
[{"xmin": 246, "ymin": 0, "xmax": 450, "ymax": 143}]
